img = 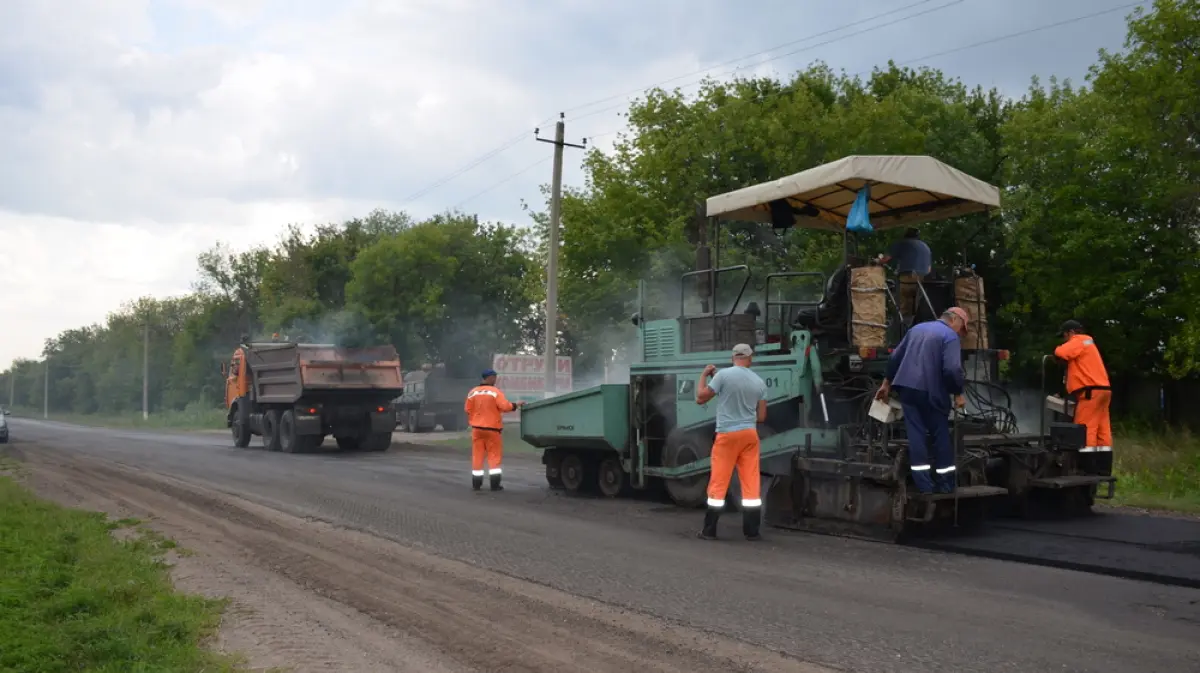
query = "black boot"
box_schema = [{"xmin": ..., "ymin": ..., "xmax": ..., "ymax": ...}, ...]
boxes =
[
  {"xmin": 697, "ymin": 507, "xmax": 720, "ymax": 540},
  {"xmin": 489, "ymin": 473, "xmax": 503, "ymax": 491},
  {"xmin": 472, "ymin": 475, "xmax": 484, "ymax": 491},
  {"xmin": 743, "ymin": 506, "xmax": 762, "ymax": 541}
]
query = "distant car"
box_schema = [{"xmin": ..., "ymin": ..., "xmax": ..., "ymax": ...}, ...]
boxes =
[{"xmin": 0, "ymin": 409, "xmax": 8, "ymax": 443}]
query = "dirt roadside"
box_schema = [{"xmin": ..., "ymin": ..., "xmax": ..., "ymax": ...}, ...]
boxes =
[{"xmin": 5, "ymin": 443, "xmax": 834, "ymax": 673}]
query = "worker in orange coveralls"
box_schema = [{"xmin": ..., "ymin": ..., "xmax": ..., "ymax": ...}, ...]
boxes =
[
  {"xmin": 464, "ymin": 369, "xmax": 524, "ymax": 491},
  {"xmin": 1054, "ymin": 320, "xmax": 1113, "ymax": 475},
  {"xmin": 695, "ymin": 343, "xmax": 769, "ymax": 542}
]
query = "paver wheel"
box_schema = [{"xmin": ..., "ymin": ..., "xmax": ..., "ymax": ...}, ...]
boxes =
[
  {"xmin": 544, "ymin": 450, "xmax": 565, "ymax": 490},
  {"xmin": 597, "ymin": 456, "xmax": 631, "ymax": 498},
  {"xmin": 262, "ymin": 409, "xmax": 282, "ymax": 452},
  {"xmin": 560, "ymin": 452, "xmax": 591, "ymax": 493},
  {"xmin": 662, "ymin": 428, "xmax": 713, "ymax": 508}
]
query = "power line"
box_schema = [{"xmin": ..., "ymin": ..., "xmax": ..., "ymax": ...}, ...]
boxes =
[
  {"xmin": 567, "ymin": 0, "xmax": 967, "ymax": 124},
  {"xmin": 453, "ymin": 155, "xmax": 552, "ymax": 209},
  {"xmin": 397, "ymin": 122, "xmax": 553, "ymax": 206},
  {"xmin": 581, "ymin": 2, "xmax": 1148, "ymax": 141},
  {"xmin": 561, "ymin": 0, "xmax": 961, "ymax": 119},
  {"xmin": 397, "ymin": 1, "xmax": 959, "ymax": 207}
]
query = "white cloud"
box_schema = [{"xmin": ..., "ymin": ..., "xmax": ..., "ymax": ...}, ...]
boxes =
[{"xmin": 0, "ymin": 0, "xmax": 1134, "ymax": 366}]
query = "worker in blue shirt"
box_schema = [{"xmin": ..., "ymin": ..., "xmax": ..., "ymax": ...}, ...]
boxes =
[
  {"xmin": 880, "ymin": 227, "xmax": 933, "ymax": 325},
  {"xmin": 875, "ymin": 307, "xmax": 969, "ymax": 494}
]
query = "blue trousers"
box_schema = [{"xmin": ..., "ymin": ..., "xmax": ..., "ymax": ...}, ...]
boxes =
[{"xmin": 897, "ymin": 387, "xmax": 955, "ymax": 493}]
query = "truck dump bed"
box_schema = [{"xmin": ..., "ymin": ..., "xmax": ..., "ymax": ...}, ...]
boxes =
[{"xmin": 246, "ymin": 342, "xmax": 405, "ymax": 404}]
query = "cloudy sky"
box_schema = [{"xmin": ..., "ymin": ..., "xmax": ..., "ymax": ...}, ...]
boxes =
[{"xmin": 0, "ymin": 0, "xmax": 1144, "ymax": 367}]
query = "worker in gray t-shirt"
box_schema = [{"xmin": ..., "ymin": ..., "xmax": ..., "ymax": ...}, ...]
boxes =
[
  {"xmin": 881, "ymin": 227, "xmax": 933, "ymax": 324},
  {"xmin": 695, "ymin": 343, "xmax": 768, "ymax": 541}
]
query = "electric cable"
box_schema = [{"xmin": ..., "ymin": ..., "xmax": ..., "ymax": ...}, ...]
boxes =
[
  {"xmin": 579, "ymin": 1, "xmax": 1148, "ymax": 136},
  {"xmin": 452, "ymin": 155, "xmax": 552, "ymax": 210},
  {"xmin": 412, "ymin": 0, "xmax": 959, "ymax": 206},
  {"xmin": 560, "ymin": 0, "xmax": 959, "ymax": 119},
  {"xmin": 398, "ymin": 119, "xmax": 556, "ymax": 206}
]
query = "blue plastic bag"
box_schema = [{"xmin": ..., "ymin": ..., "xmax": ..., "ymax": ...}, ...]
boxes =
[{"xmin": 846, "ymin": 186, "xmax": 874, "ymax": 234}]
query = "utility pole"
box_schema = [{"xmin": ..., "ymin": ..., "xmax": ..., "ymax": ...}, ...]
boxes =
[
  {"xmin": 535, "ymin": 113, "xmax": 586, "ymax": 398},
  {"xmin": 43, "ymin": 360, "xmax": 49, "ymax": 420},
  {"xmin": 7, "ymin": 370, "xmax": 14, "ymax": 409},
  {"xmin": 142, "ymin": 322, "xmax": 150, "ymax": 421}
]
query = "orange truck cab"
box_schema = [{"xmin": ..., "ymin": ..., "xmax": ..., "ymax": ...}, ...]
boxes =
[{"xmin": 222, "ymin": 340, "xmax": 404, "ymax": 453}]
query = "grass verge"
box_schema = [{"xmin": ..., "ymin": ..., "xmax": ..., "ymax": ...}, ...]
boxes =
[
  {"xmin": 0, "ymin": 473, "xmax": 239, "ymax": 672},
  {"xmin": 410, "ymin": 425, "xmax": 539, "ymax": 454},
  {"xmin": 10, "ymin": 404, "xmax": 226, "ymax": 432},
  {"xmin": 1110, "ymin": 425, "xmax": 1200, "ymax": 514}
]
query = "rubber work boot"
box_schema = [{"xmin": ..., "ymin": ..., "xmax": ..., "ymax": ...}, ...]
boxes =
[
  {"xmin": 489, "ymin": 473, "xmax": 503, "ymax": 492},
  {"xmin": 472, "ymin": 475, "xmax": 484, "ymax": 491},
  {"xmin": 743, "ymin": 507, "xmax": 763, "ymax": 541},
  {"xmin": 934, "ymin": 472, "xmax": 955, "ymax": 494},
  {"xmin": 697, "ymin": 507, "xmax": 720, "ymax": 540}
]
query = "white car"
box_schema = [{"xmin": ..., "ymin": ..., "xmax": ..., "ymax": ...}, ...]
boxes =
[{"xmin": 0, "ymin": 408, "xmax": 8, "ymax": 443}]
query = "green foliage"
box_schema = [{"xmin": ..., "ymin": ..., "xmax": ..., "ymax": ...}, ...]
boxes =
[
  {"xmin": 547, "ymin": 62, "xmax": 1010, "ymax": 373},
  {"xmin": 0, "ymin": 209, "xmax": 539, "ymax": 416},
  {"xmin": 0, "ymin": 477, "xmax": 238, "ymax": 672},
  {"xmin": 347, "ymin": 213, "xmax": 541, "ymax": 377},
  {"xmin": 1001, "ymin": 0, "xmax": 1200, "ymax": 380},
  {"xmin": 1, "ymin": 0, "xmax": 1197, "ymax": 421}
]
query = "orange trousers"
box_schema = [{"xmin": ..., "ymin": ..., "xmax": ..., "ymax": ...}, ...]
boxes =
[
  {"xmin": 1073, "ymin": 389, "xmax": 1113, "ymax": 450},
  {"xmin": 471, "ymin": 428, "xmax": 503, "ymax": 477},
  {"xmin": 706, "ymin": 428, "xmax": 761, "ymax": 508}
]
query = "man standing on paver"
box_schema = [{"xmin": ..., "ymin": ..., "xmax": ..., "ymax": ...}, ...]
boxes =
[
  {"xmin": 695, "ymin": 343, "xmax": 768, "ymax": 541},
  {"xmin": 464, "ymin": 369, "xmax": 524, "ymax": 492},
  {"xmin": 880, "ymin": 227, "xmax": 933, "ymax": 325},
  {"xmin": 1054, "ymin": 319, "xmax": 1112, "ymax": 475},
  {"xmin": 875, "ymin": 307, "xmax": 968, "ymax": 494}
]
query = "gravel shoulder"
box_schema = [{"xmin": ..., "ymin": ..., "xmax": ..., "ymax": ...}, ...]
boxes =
[
  {"xmin": 7, "ymin": 419, "xmax": 1200, "ymax": 673},
  {"xmin": 12, "ymin": 442, "xmax": 831, "ymax": 673}
]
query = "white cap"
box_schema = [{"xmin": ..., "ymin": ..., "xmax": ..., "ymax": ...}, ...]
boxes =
[{"xmin": 732, "ymin": 343, "xmax": 754, "ymax": 357}]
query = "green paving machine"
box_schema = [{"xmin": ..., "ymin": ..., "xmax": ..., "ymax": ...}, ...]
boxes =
[{"xmin": 520, "ymin": 155, "xmax": 1116, "ymax": 540}]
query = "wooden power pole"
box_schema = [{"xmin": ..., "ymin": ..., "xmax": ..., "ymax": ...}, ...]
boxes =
[
  {"xmin": 142, "ymin": 322, "xmax": 150, "ymax": 421},
  {"xmin": 535, "ymin": 113, "xmax": 586, "ymax": 398}
]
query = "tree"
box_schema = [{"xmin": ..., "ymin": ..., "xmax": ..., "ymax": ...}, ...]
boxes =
[
  {"xmin": 346, "ymin": 213, "xmax": 540, "ymax": 377},
  {"xmin": 1001, "ymin": 0, "xmax": 1200, "ymax": 380},
  {"xmin": 544, "ymin": 62, "xmax": 1010, "ymax": 375}
]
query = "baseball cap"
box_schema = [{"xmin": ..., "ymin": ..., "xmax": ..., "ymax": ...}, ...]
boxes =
[
  {"xmin": 481, "ymin": 369, "xmax": 497, "ymax": 379},
  {"xmin": 1057, "ymin": 319, "xmax": 1083, "ymax": 336},
  {"xmin": 946, "ymin": 307, "xmax": 970, "ymax": 324},
  {"xmin": 731, "ymin": 343, "xmax": 754, "ymax": 357}
]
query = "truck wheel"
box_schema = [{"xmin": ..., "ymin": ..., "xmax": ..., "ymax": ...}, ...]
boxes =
[
  {"xmin": 407, "ymin": 411, "xmax": 419, "ymax": 433},
  {"xmin": 336, "ymin": 436, "xmax": 361, "ymax": 451},
  {"xmin": 279, "ymin": 410, "xmax": 316, "ymax": 454},
  {"xmin": 662, "ymin": 428, "xmax": 713, "ymax": 508},
  {"xmin": 363, "ymin": 432, "xmax": 391, "ymax": 452},
  {"xmin": 231, "ymin": 401, "xmax": 252, "ymax": 448},
  {"xmin": 262, "ymin": 410, "xmax": 282, "ymax": 452}
]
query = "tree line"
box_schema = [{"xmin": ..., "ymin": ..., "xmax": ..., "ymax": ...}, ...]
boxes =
[{"xmin": 3, "ymin": 0, "xmax": 1197, "ymax": 423}]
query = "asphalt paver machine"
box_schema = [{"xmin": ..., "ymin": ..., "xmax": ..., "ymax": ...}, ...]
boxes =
[{"xmin": 520, "ymin": 155, "xmax": 1116, "ymax": 540}]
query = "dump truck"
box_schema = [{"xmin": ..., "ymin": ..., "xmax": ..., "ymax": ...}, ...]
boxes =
[
  {"xmin": 520, "ymin": 154, "xmax": 1116, "ymax": 541},
  {"xmin": 392, "ymin": 364, "xmax": 475, "ymax": 432},
  {"xmin": 223, "ymin": 340, "xmax": 404, "ymax": 453}
]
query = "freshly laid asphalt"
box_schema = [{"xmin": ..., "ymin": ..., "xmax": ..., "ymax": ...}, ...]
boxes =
[{"xmin": 8, "ymin": 419, "xmax": 1200, "ymax": 673}]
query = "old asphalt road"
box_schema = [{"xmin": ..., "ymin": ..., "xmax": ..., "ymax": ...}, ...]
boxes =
[{"xmin": 6, "ymin": 419, "xmax": 1200, "ymax": 673}]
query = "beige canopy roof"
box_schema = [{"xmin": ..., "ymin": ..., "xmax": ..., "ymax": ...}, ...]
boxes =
[{"xmin": 704, "ymin": 155, "xmax": 1001, "ymax": 232}]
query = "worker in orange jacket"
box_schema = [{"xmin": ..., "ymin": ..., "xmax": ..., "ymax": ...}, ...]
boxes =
[
  {"xmin": 464, "ymin": 369, "xmax": 524, "ymax": 491},
  {"xmin": 1054, "ymin": 320, "xmax": 1112, "ymax": 475}
]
